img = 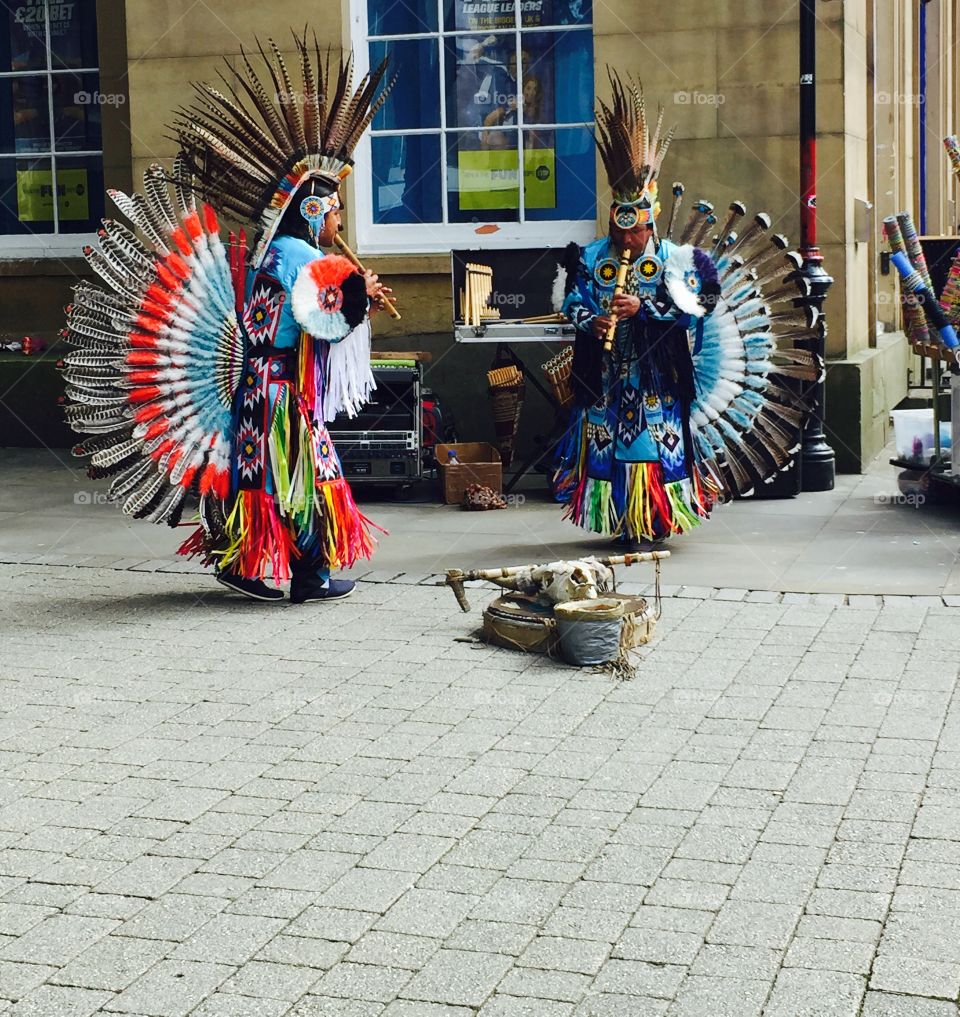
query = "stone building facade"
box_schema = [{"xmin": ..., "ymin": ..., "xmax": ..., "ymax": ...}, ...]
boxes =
[{"xmin": 1, "ymin": 0, "xmax": 957, "ymax": 470}]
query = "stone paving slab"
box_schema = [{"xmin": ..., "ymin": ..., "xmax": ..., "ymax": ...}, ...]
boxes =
[{"xmin": 0, "ymin": 564, "xmax": 959, "ymax": 1015}]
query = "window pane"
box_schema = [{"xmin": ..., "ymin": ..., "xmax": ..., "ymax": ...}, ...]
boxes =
[
  {"xmin": 446, "ymin": 129, "xmax": 521, "ymax": 223},
  {"xmin": 444, "ymin": 34, "xmax": 519, "ymax": 131},
  {"xmin": 368, "ymin": 0, "xmax": 437, "ymax": 35},
  {"xmin": 49, "ymin": 0, "xmax": 98, "ymax": 70},
  {"xmin": 55, "ymin": 153, "xmax": 104, "ymax": 232},
  {"xmin": 1, "ymin": 0, "xmax": 47, "ymax": 72},
  {"xmin": 523, "ymin": 126, "xmax": 595, "ymax": 221},
  {"xmin": 1, "ymin": 75, "xmax": 51, "ymax": 154},
  {"xmin": 371, "ymin": 133, "xmax": 441, "ymax": 224},
  {"xmin": 53, "ymin": 71, "xmax": 102, "ymax": 151},
  {"xmin": 520, "ymin": 30, "xmax": 593, "ymax": 124},
  {"xmin": 443, "ymin": 0, "xmax": 589, "ymax": 30},
  {"xmin": 544, "ymin": 0, "xmax": 591, "ymax": 26},
  {"xmin": 0, "ymin": 157, "xmax": 55, "ymax": 234},
  {"xmin": 371, "ymin": 39, "xmax": 440, "ymax": 131},
  {"xmin": 444, "ymin": 0, "xmax": 515, "ymax": 32}
]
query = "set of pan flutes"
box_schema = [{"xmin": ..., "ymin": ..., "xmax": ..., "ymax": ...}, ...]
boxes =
[{"xmin": 461, "ymin": 263, "xmax": 499, "ymax": 326}]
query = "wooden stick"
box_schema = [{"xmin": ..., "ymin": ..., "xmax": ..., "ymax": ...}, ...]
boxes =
[{"xmin": 332, "ymin": 233, "xmax": 401, "ymax": 320}]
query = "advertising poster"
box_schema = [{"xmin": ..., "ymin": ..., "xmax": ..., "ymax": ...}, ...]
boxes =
[
  {"xmin": 17, "ymin": 166, "xmax": 88, "ymax": 220},
  {"xmin": 457, "ymin": 147, "xmax": 555, "ymax": 210}
]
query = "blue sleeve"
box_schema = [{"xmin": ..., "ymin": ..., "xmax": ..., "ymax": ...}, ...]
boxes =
[{"xmin": 563, "ymin": 253, "xmax": 603, "ymax": 335}]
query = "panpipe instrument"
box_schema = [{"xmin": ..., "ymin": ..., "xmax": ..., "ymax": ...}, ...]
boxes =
[
  {"xmin": 487, "ymin": 364, "xmax": 523, "ymax": 388},
  {"xmin": 603, "ymin": 251, "xmax": 633, "ymax": 353},
  {"xmin": 486, "ymin": 362, "xmax": 525, "ymax": 468},
  {"xmin": 462, "ymin": 262, "xmax": 498, "ymax": 326},
  {"xmin": 541, "ymin": 345, "xmax": 574, "ymax": 408},
  {"xmin": 332, "ymin": 233, "xmax": 402, "ymax": 320}
]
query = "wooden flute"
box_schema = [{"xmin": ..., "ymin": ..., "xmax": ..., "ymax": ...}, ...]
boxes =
[
  {"xmin": 603, "ymin": 250, "xmax": 633, "ymax": 353},
  {"xmin": 333, "ymin": 233, "xmax": 402, "ymax": 320}
]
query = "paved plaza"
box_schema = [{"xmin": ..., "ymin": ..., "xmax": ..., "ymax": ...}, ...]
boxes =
[{"xmin": 1, "ymin": 548, "xmax": 959, "ymax": 1015}]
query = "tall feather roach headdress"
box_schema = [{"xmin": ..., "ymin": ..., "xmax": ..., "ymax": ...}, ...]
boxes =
[
  {"xmin": 595, "ymin": 69, "xmax": 675, "ymax": 227},
  {"xmin": 173, "ymin": 31, "xmax": 393, "ymax": 266}
]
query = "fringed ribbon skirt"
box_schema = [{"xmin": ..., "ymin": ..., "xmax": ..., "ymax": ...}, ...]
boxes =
[
  {"xmin": 179, "ymin": 339, "xmax": 381, "ymax": 582},
  {"xmin": 554, "ymin": 410, "xmax": 716, "ymax": 541}
]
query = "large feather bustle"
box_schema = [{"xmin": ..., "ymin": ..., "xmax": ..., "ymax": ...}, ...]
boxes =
[
  {"xmin": 62, "ymin": 164, "xmax": 241, "ymax": 526},
  {"xmin": 671, "ymin": 196, "xmax": 822, "ymax": 497},
  {"xmin": 174, "ymin": 33, "xmax": 393, "ymax": 252},
  {"xmin": 595, "ymin": 68, "xmax": 675, "ymax": 203}
]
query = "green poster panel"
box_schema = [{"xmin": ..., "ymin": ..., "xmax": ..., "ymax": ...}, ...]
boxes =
[
  {"xmin": 17, "ymin": 168, "xmax": 89, "ymax": 221},
  {"xmin": 457, "ymin": 148, "xmax": 556, "ymax": 211}
]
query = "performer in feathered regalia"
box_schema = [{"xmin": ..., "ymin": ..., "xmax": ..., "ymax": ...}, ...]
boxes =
[
  {"xmin": 61, "ymin": 35, "xmax": 394, "ymax": 603},
  {"xmin": 554, "ymin": 70, "xmax": 823, "ymax": 549}
]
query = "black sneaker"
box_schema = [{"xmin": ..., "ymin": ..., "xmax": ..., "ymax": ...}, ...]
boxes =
[
  {"xmin": 216, "ymin": 573, "xmax": 285, "ymax": 602},
  {"xmin": 290, "ymin": 578, "xmax": 355, "ymax": 605}
]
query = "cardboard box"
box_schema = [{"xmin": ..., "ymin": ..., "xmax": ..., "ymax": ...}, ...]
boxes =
[{"xmin": 437, "ymin": 442, "xmax": 502, "ymax": 504}]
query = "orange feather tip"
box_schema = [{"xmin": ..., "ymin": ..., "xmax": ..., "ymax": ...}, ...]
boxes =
[
  {"xmin": 202, "ymin": 204, "xmax": 219, "ymax": 235},
  {"xmin": 165, "ymin": 251, "xmax": 191, "ymax": 281},
  {"xmin": 126, "ymin": 351, "xmax": 160, "ymax": 367},
  {"xmin": 170, "ymin": 228, "xmax": 193, "ymax": 257},
  {"xmin": 144, "ymin": 419, "xmax": 169, "ymax": 440},
  {"xmin": 155, "ymin": 263, "xmax": 180, "ymax": 290},
  {"xmin": 128, "ymin": 331, "xmax": 158, "ymax": 348},
  {"xmin": 134, "ymin": 403, "xmax": 164, "ymax": 423},
  {"xmin": 183, "ymin": 211, "xmax": 203, "ymax": 241},
  {"xmin": 179, "ymin": 466, "xmax": 199, "ymax": 489},
  {"xmin": 130, "ymin": 386, "xmax": 162, "ymax": 403}
]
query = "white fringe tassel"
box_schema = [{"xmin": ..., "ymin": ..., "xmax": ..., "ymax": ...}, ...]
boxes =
[{"xmin": 323, "ymin": 318, "xmax": 376, "ymax": 421}]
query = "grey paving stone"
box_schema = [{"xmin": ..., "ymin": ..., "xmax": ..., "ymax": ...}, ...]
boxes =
[
  {"xmin": 478, "ymin": 997, "xmax": 574, "ymax": 1017},
  {"xmin": 591, "ymin": 959, "xmax": 685, "ymax": 998},
  {"xmin": 445, "ymin": 920, "xmax": 537, "ymax": 956},
  {"xmin": 706, "ymin": 901, "xmax": 801, "ymax": 949},
  {"xmin": 0, "ymin": 914, "xmax": 117, "ymax": 965},
  {"xmin": 220, "ymin": 959, "xmax": 321, "ymax": 1000},
  {"xmin": 348, "ymin": 932, "xmax": 441, "ymax": 970},
  {"xmin": 50, "ymin": 935, "xmax": 172, "ymax": 991},
  {"xmin": 665, "ymin": 976, "xmax": 770, "ymax": 1017},
  {"xmin": 762, "ymin": 968, "xmax": 866, "ymax": 1016},
  {"xmin": 315, "ymin": 961, "xmax": 413, "ymax": 1003},
  {"xmin": 497, "ymin": 967, "xmax": 591, "ymax": 1003},
  {"xmin": 319, "ymin": 868, "xmax": 417, "ymax": 913},
  {"xmin": 172, "ymin": 912, "xmax": 286, "ymax": 964},
  {"xmin": 0, "ymin": 960, "xmax": 56, "ymax": 1000},
  {"xmin": 518, "ymin": 936, "xmax": 609, "ymax": 975},
  {"xmin": 400, "ymin": 949, "xmax": 513, "ymax": 1007},
  {"xmin": 102, "ymin": 960, "xmax": 234, "ymax": 1016},
  {"xmin": 6, "ymin": 986, "xmax": 113, "ymax": 1017},
  {"xmin": 860, "ymin": 991, "xmax": 960, "ymax": 1016},
  {"xmin": 113, "ymin": 894, "xmax": 229, "ymax": 942},
  {"xmin": 190, "ymin": 994, "xmax": 290, "ymax": 1017},
  {"xmin": 573, "ymin": 993, "xmax": 669, "ymax": 1016},
  {"xmin": 869, "ymin": 955, "xmax": 960, "ymax": 1000}
]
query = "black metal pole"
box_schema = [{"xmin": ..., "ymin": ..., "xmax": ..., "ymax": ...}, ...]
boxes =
[{"xmin": 797, "ymin": 0, "xmax": 836, "ymax": 491}]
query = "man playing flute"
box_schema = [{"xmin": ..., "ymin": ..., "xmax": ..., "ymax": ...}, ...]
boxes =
[{"xmin": 554, "ymin": 72, "xmax": 722, "ymax": 550}]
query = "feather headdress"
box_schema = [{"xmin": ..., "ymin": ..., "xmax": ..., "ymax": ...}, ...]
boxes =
[
  {"xmin": 595, "ymin": 69, "xmax": 675, "ymax": 217},
  {"xmin": 173, "ymin": 31, "xmax": 393, "ymax": 266}
]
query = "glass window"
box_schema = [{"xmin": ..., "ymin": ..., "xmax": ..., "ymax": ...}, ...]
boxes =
[
  {"xmin": 364, "ymin": 0, "xmax": 595, "ymax": 239},
  {"xmin": 0, "ymin": 0, "xmax": 104, "ymax": 240}
]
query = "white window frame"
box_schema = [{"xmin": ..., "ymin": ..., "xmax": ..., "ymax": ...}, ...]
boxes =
[
  {"xmin": 351, "ymin": 0, "xmax": 597, "ymax": 255},
  {"xmin": 0, "ymin": 0, "xmax": 102, "ymax": 258}
]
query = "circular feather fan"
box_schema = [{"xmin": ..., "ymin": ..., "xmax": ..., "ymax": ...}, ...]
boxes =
[{"xmin": 61, "ymin": 159, "xmax": 243, "ymax": 525}]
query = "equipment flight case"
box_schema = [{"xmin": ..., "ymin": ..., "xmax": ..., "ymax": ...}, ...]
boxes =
[{"xmin": 329, "ymin": 356, "xmax": 425, "ymax": 487}]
